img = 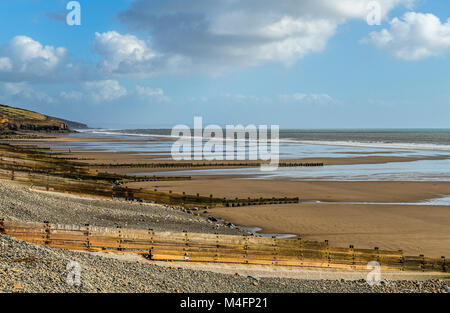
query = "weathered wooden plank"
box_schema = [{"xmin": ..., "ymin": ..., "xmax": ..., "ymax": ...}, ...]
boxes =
[{"xmin": 2, "ymin": 219, "xmax": 447, "ymax": 272}]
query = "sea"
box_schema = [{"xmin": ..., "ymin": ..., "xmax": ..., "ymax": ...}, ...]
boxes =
[{"xmin": 66, "ymin": 128, "xmax": 450, "ymax": 184}]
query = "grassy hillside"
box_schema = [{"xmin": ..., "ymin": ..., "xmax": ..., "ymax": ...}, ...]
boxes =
[{"xmin": 0, "ymin": 104, "xmax": 70, "ymax": 132}]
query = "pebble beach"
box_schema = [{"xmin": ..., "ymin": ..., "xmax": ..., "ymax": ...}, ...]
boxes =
[{"xmin": 0, "ymin": 180, "xmax": 449, "ymax": 293}]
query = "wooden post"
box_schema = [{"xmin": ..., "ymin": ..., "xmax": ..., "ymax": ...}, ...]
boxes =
[
  {"xmin": 243, "ymin": 236, "xmax": 249, "ymax": 264},
  {"xmin": 117, "ymin": 226, "xmax": 123, "ymax": 251},
  {"xmin": 85, "ymin": 224, "xmax": 91, "ymax": 250},
  {"xmin": 325, "ymin": 240, "xmax": 330, "ymax": 267},
  {"xmin": 374, "ymin": 247, "xmax": 380, "ymax": 264},
  {"xmin": 399, "ymin": 250, "xmax": 404, "ymax": 271},
  {"xmin": 214, "ymin": 233, "xmax": 219, "ymax": 262},
  {"xmin": 298, "ymin": 238, "xmax": 304, "ymax": 266},
  {"xmin": 44, "ymin": 221, "xmax": 51, "ymax": 245},
  {"xmin": 148, "ymin": 228, "xmax": 154, "ymax": 260},
  {"xmin": 272, "ymin": 236, "xmax": 278, "ymax": 265},
  {"xmin": 349, "ymin": 245, "xmax": 355, "ymax": 267},
  {"xmin": 183, "ymin": 231, "xmax": 190, "ymax": 261}
]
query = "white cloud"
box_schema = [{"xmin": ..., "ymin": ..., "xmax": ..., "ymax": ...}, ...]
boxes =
[
  {"xmin": 92, "ymin": 31, "xmax": 158, "ymax": 75},
  {"xmin": 209, "ymin": 15, "xmax": 338, "ymax": 65},
  {"xmin": 92, "ymin": 31, "xmax": 186, "ymax": 76},
  {"xmin": 224, "ymin": 93, "xmax": 264, "ymax": 103},
  {"xmin": 1, "ymin": 82, "xmax": 55, "ymax": 103},
  {"xmin": 222, "ymin": 92, "xmax": 334, "ymax": 105},
  {"xmin": 11, "ymin": 36, "xmax": 67, "ymax": 69},
  {"xmin": 279, "ymin": 93, "xmax": 333, "ymax": 104},
  {"xmin": 0, "ymin": 57, "xmax": 12, "ymax": 71},
  {"xmin": 83, "ymin": 80, "xmax": 127, "ymax": 103},
  {"xmin": 136, "ymin": 85, "xmax": 170, "ymax": 102},
  {"xmin": 0, "ymin": 35, "xmax": 87, "ymax": 82},
  {"xmin": 59, "ymin": 90, "xmax": 83, "ymax": 101},
  {"xmin": 117, "ymin": 0, "xmax": 411, "ymax": 73},
  {"xmin": 188, "ymin": 96, "xmax": 208, "ymax": 103},
  {"xmin": 60, "ymin": 80, "xmax": 127, "ymax": 104},
  {"xmin": 362, "ymin": 12, "xmax": 450, "ymax": 60},
  {"xmin": 60, "ymin": 82, "xmax": 173, "ymax": 104}
]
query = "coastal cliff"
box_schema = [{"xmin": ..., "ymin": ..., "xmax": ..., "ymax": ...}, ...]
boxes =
[{"xmin": 0, "ymin": 104, "xmax": 87, "ymax": 133}]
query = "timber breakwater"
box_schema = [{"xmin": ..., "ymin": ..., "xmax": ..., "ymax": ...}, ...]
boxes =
[
  {"xmin": 0, "ymin": 143, "xmax": 298, "ymax": 208},
  {"xmin": 1, "ymin": 219, "xmax": 448, "ymax": 273}
]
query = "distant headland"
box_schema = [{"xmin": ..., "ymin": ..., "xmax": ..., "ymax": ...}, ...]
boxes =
[{"xmin": 0, "ymin": 104, "xmax": 88, "ymax": 134}]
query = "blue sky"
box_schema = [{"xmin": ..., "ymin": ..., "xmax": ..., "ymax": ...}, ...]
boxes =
[{"xmin": 0, "ymin": 0, "xmax": 449, "ymax": 128}]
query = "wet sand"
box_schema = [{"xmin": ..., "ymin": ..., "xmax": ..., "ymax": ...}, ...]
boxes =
[
  {"xmin": 125, "ymin": 179, "xmax": 450, "ymax": 203},
  {"xmin": 58, "ymin": 151, "xmax": 172, "ymax": 162},
  {"xmin": 6, "ymin": 135, "xmax": 450, "ymax": 166},
  {"xmin": 206, "ymin": 203, "xmax": 450, "ymax": 258},
  {"xmin": 78, "ymin": 154, "xmax": 450, "ymax": 167}
]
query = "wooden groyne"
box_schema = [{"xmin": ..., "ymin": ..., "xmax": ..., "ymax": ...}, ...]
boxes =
[
  {"xmin": 0, "ymin": 167, "xmax": 298, "ymax": 208},
  {"xmin": 113, "ymin": 187, "xmax": 299, "ymax": 207},
  {"xmin": 89, "ymin": 161, "xmax": 324, "ymax": 169},
  {"xmin": 1, "ymin": 220, "xmax": 447, "ymax": 272},
  {"xmin": 0, "ymin": 144, "xmax": 190, "ymax": 183},
  {"xmin": 0, "ymin": 143, "xmax": 299, "ymax": 207}
]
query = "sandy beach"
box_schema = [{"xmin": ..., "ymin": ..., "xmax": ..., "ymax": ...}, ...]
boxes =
[
  {"xmin": 4, "ymin": 1, "xmax": 450, "ymax": 297},
  {"xmin": 1, "ymin": 180, "xmax": 448, "ymax": 293},
  {"xmin": 206, "ymin": 202, "xmax": 450, "ymax": 258},
  {"xmin": 5, "ymin": 136, "xmax": 450, "ymax": 166},
  {"xmin": 125, "ymin": 179, "xmax": 450, "ymax": 203},
  {"xmin": 122, "ymin": 178, "xmax": 450, "ymax": 257},
  {"xmin": 4, "ymin": 134, "xmax": 450, "ymax": 260}
]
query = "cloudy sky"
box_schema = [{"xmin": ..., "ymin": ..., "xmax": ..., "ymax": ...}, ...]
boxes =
[{"xmin": 0, "ymin": 0, "xmax": 449, "ymax": 128}]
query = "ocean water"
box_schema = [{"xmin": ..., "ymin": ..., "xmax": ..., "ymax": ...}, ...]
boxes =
[
  {"xmin": 67, "ymin": 128, "xmax": 450, "ymax": 183},
  {"xmin": 280, "ymin": 129, "xmax": 450, "ymax": 147},
  {"xmin": 71, "ymin": 128, "xmax": 450, "ymax": 156},
  {"xmin": 79, "ymin": 128, "xmax": 450, "ymax": 146}
]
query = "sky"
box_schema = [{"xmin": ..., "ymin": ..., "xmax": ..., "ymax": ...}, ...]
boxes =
[{"xmin": 0, "ymin": 0, "xmax": 449, "ymax": 129}]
